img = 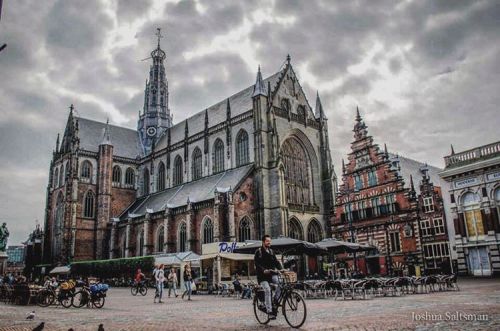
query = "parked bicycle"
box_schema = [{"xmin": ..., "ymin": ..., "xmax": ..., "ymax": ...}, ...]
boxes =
[
  {"xmin": 130, "ymin": 280, "xmax": 148, "ymax": 296},
  {"xmin": 253, "ymin": 269, "xmax": 307, "ymax": 328},
  {"xmin": 36, "ymin": 283, "xmax": 74, "ymax": 308},
  {"xmin": 72, "ymin": 282, "xmax": 108, "ymax": 309}
]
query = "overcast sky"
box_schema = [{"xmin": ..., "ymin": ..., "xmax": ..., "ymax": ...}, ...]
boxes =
[{"xmin": 1, "ymin": 0, "xmax": 499, "ymax": 246}]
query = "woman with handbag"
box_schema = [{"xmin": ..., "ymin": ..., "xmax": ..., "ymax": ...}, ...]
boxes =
[{"xmin": 182, "ymin": 264, "xmax": 193, "ymax": 301}]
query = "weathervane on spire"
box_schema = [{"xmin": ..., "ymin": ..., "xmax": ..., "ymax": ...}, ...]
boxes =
[{"xmin": 156, "ymin": 27, "xmax": 163, "ymax": 49}]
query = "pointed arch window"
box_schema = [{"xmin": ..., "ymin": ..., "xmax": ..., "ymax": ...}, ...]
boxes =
[
  {"xmin": 178, "ymin": 222, "xmax": 187, "ymax": 252},
  {"xmin": 53, "ymin": 192, "xmax": 65, "ymax": 257},
  {"xmin": 157, "ymin": 162, "xmax": 165, "ymax": 191},
  {"xmin": 281, "ymin": 98, "xmax": 290, "ymax": 112},
  {"xmin": 112, "ymin": 166, "xmax": 122, "ymax": 185},
  {"xmin": 213, "ymin": 139, "xmax": 224, "ymax": 174},
  {"xmin": 239, "ymin": 217, "xmax": 252, "ymax": 242},
  {"xmin": 173, "ymin": 155, "xmax": 183, "ymax": 186},
  {"xmin": 54, "ymin": 168, "xmax": 59, "ymax": 188},
  {"xmin": 157, "ymin": 226, "xmax": 164, "ymax": 253},
  {"xmin": 64, "ymin": 163, "xmax": 69, "ymax": 182},
  {"xmin": 138, "ymin": 229, "xmax": 144, "ymax": 256},
  {"xmin": 288, "ymin": 218, "xmax": 303, "ymax": 240},
  {"xmin": 192, "ymin": 147, "xmax": 202, "ymax": 181},
  {"xmin": 143, "ymin": 168, "xmax": 150, "ymax": 195},
  {"xmin": 202, "ymin": 218, "xmax": 214, "ymax": 244},
  {"xmin": 307, "ymin": 220, "xmax": 322, "ymax": 243},
  {"xmin": 81, "ymin": 160, "xmax": 92, "ymax": 182},
  {"xmin": 281, "ymin": 137, "xmax": 312, "ymax": 206},
  {"xmin": 125, "ymin": 167, "xmax": 135, "ymax": 187},
  {"xmin": 236, "ymin": 130, "xmax": 249, "ymax": 166},
  {"xmin": 83, "ymin": 190, "xmax": 95, "ymax": 218},
  {"xmin": 59, "ymin": 165, "xmax": 65, "ymax": 186}
]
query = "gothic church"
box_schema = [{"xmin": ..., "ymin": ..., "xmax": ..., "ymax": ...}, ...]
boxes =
[{"xmin": 43, "ymin": 32, "xmax": 336, "ymax": 264}]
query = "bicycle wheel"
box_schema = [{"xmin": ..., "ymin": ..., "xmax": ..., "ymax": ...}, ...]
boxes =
[
  {"xmin": 253, "ymin": 296, "xmax": 270, "ymax": 325},
  {"xmin": 60, "ymin": 293, "xmax": 73, "ymax": 308},
  {"xmin": 282, "ymin": 291, "xmax": 307, "ymax": 328},
  {"xmin": 139, "ymin": 286, "xmax": 148, "ymax": 296},
  {"xmin": 36, "ymin": 290, "xmax": 55, "ymax": 307},
  {"xmin": 131, "ymin": 286, "xmax": 138, "ymax": 296},
  {"xmin": 72, "ymin": 290, "xmax": 88, "ymax": 308},
  {"xmin": 92, "ymin": 295, "xmax": 105, "ymax": 308}
]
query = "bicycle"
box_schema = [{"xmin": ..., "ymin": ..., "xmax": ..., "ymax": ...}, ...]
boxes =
[
  {"xmin": 36, "ymin": 285, "xmax": 73, "ymax": 308},
  {"xmin": 253, "ymin": 269, "xmax": 307, "ymax": 328},
  {"xmin": 130, "ymin": 280, "xmax": 148, "ymax": 296},
  {"xmin": 72, "ymin": 283, "xmax": 107, "ymax": 309}
]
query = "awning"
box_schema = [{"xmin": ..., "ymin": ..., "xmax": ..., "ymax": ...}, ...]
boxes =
[
  {"xmin": 234, "ymin": 237, "xmax": 327, "ymax": 256},
  {"xmin": 49, "ymin": 266, "xmax": 70, "ymax": 274},
  {"xmin": 199, "ymin": 253, "xmax": 254, "ymax": 261},
  {"xmin": 154, "ymin": 251, "xmax": 202, "ymax": 266}
]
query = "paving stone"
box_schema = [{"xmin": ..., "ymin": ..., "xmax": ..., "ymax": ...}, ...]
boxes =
[{"xmin": 0, "ymin": 278, "xmax": 498, "ymax": 331}]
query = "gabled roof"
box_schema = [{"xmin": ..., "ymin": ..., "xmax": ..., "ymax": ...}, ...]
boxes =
[
  {"xmin": 389, "ymin": 153, "xmax": 443, "ymax": 195},
  {"xmin": 122, "ymin": 164, "xmax": 253, "ymax": 219},
  {"xmin": 159, "ymin": 71, "xmax": 282, "ymax": 147},
  {"xmin": 76, "ymin": 117, "xmax": 141, "ymax": 159}
]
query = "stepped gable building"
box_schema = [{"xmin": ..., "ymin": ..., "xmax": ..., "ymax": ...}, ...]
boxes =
[
  {"xmin": 416, "ymin": 165, "xmax": 453, "ymax": 274},
  {"xmin": 43, "ymin": 31, "xmax": 337, "ymax": 265},
  {"xmin": 331, "ymin": 109, "xmax": 450, "ymax": 276},
  {"xmin": 439, "ymin": 141, "xmax": 500, "ymax": 276}
]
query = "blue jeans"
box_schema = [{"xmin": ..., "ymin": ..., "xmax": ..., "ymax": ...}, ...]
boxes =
[
  {"xmin": 184, "ymin": 280, "xmax": 192, "ymax": 299},
  {"xmin": 168, "ymin": 282, "xmax": 177, "ymax": 297},
  {"xmin": 260, "ymin": 275, "xmax": 280, "ymax": 313},
  {"xmin": 156, "ymin": 282, "xmax": 163, "ymax": 301}
]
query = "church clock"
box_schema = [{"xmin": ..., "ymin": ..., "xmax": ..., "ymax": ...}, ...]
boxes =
[{"xmin": 146, "ymin": 126, "xmax": 157, "ymax": 137}]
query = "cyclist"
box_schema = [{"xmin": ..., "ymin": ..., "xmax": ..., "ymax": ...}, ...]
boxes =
[
  {"xmin": 254, "ymin": 235, "xmax": 282, "ymax": 320},
  {"xmin": 134, "ymin": 268, "xmax": 145, "ymax": 286}
]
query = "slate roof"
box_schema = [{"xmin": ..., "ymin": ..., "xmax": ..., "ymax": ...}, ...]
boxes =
[
  {"xmin": 76, "ymin": 117, "xmax": 141, "ymax": 159},
  {"xmin": 160, "ymin": 71, "xmax": 282, "ymax": 147},
  {"xmin": 389, "ymin": 153, "xmax": 444, "ymax": 194},
  {"xmin": 122, "ymin": 164, "xmax": 253, "ymax": 219}
]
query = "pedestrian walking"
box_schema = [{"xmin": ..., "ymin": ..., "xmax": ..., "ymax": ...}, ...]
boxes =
[
  {"xmin": 168, "ymin": 268, "xmax": 179, "ymax": 298},
  {"xmin": 152, "ymin": 265, "xmax": 159, "ymax": 300},
  {"xmin": 154, "ymin": 264, "xmax": 165, "ymax": 303},
  {"xmin": 183, "ymin": 264, "xmax": 193, "ymax": 301}
]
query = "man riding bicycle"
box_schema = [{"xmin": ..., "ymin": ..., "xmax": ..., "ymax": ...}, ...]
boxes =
[{"xmin": 254, "ymin": 235, "xmax": 282, "ymax": 320}]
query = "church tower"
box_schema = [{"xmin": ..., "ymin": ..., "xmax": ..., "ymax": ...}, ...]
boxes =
[{"xmin": 138, "ymin": 28, "xmax": 172, "ymax": 155}]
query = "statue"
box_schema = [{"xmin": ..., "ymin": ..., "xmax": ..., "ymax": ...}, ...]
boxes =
[{"xmin": 0, "ymin": 223, "xmax": 9, "ymax": 252}]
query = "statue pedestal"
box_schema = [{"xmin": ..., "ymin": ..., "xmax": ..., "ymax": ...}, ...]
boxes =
[{"xmin": 0, "ymin": 251, "xmax": 8, "ymax": 275}]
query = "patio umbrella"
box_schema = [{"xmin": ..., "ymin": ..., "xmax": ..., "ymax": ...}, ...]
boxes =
[
  {"xmin": 233, "ymin": 237, "xmax": 326, "ymax": 256},
  {"xmin": 315, "ymin": 238, "xmax": 362, "ymax": 253}
]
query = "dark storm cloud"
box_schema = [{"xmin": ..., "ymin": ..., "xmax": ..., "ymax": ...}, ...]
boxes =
[{"xmin": 1, "ymin": 0, "xmax": 499, "ymax": 245}]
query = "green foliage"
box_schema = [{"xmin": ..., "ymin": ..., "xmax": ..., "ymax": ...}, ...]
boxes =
[{"xmin": 70, "ymin": 256, "xmax": 154, "ymax": 278}]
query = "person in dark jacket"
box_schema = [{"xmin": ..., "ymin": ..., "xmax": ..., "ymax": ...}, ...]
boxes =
[{"xmin": 254, "ymin": 235, "xmax": 282, "ymax": 319}]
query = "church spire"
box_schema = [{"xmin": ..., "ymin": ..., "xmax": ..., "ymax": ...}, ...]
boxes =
[
  {"xmin": 315, "ymin": 90, "xmax": 325, "ymax": 119},
  {"xmin": 226, "ymin": 98, "xmax": 231, "ymax": 119},
  {"xmin": 101, "ymin": 118, "xmax": 112, "ymax": 145},
  {"xmin": 450, "ymin": 144, "xmax": 455, "ymax": 155},
  {"xmin": 138, "ymin": 28, "xmax": 172, "ymax": 155},
  {"xmin": 353, "ymin": 106, "xmax": 368, "ymax": 141},
  {"xmin": 252, "ymin": 65, "xmax": 267, "ymax": 97},
  {"xmin": 55, "ymin": 133, "xmax": 60, "ymax": 153}
]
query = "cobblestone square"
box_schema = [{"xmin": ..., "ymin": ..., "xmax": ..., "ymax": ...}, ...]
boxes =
[{"xmin": 0, "ymin": 278, "xmax": 499, "ymax": 331}]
